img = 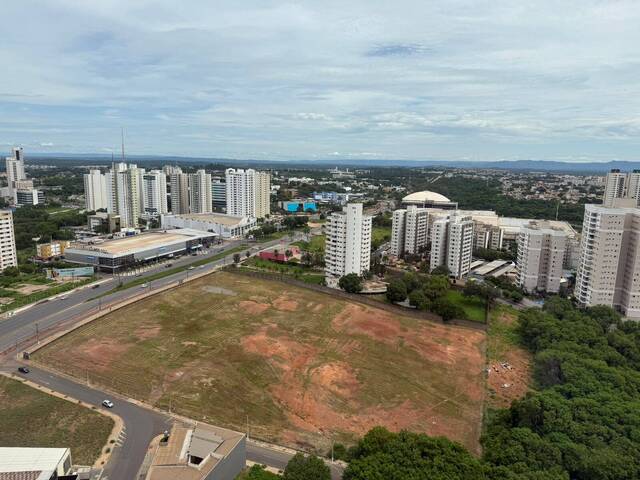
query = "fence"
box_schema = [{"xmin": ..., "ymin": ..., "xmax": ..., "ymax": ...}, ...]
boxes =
[{"xmin": 226, "ymin": 268, "xmax": 487, "ymax": 332}]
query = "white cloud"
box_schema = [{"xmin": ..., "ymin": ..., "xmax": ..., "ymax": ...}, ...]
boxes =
[{"xmin": 0, "ymin": 0, "xmax": 639, "ymax": 160}]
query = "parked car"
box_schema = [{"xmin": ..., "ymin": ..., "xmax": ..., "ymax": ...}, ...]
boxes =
[
  {"xmin": 18, "ymin": 366, "xmax": 29, "ymax": 374},
  {"xmin": 102, "ymin": 399, "xmax": 114, "ymax": 408},
  {"xmin": 165, "ymin": 263, "xmax": 173, "ymax": 268}
]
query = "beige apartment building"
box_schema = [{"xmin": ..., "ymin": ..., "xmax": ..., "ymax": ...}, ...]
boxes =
[
  {"xmin": 575, "ymin": 201, "xmax": 640, "ymax": 319},
  {"xmin": 516, "ymin": 221, "xmax": 568, "ymax": 293},
  {"xmin": 390, "ymin": 205, "xmax": 429, "ymax": 257},
  {"xmin": 0, "ymin": 210, "xmax": 18, "ymax": 271}
]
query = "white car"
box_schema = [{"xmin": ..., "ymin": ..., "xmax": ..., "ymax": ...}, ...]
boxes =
[
  {"xmin": 141, "ymin": 283, "xmax": 149, "ymax": 288},
  {"xmin": 102, "ymin": 399, "xmax": 114, "ymax": 408}
]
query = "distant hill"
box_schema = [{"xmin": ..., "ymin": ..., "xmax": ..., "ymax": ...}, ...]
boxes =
[{"xmin": 23, "ymin": 153, "xmax": 640, "ymax": 173}]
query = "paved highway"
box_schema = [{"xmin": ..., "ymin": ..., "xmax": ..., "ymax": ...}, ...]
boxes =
[{"xmin": 0, "ymin": 234, "xmax": 344, "ymax": 479}]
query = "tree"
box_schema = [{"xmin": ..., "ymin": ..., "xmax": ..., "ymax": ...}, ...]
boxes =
[
  {"xmin": 431, "ymin": 265, "xmax": 451, "ymax": 276},
  {"xmin": 432, "ymin": 297, "xmax": 466, "ymax": 322},
  {"xmin": 386, "ymin": 278, "xmax": 408, "ymax": 303},
  {"xmin": 339, "ymin": 273, "xmax": 363, "ymax": 293},
  {"xmin": 343, "ymin": 428, "xmax": 485, "ymax": 480},
  {"xmin": 423, "ymin": 275, "xmax": 450, "ymax": 300},
  {"xmin": 283, "ymin": 453, "xmax": 330, "ymax": 480},
  {"xmin": 285, "ymin": 249, "xmax": 292, "ymax": 260},
  {"xmin": 408, "ymin": 289, "xmax": 429, "ymax": 310},
  {"xmin": 237, "ymin": 464, "xmax": 281, "ymax": 480},
  {"xmin": 233, "ymin": 253, "xmax": 241, "ymax": 265},
  {"xmin": 245, "ymin": 251, "xmax": 251, "ymax": 259},
  {"xmin": 2, "ymin": 266, "xmax": 20, "ymax": 277}
]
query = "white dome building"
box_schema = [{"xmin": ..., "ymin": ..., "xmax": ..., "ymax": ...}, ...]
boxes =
[{"xmin": 401, "ymin": 190, "xmax": 458, "ymax": 209}]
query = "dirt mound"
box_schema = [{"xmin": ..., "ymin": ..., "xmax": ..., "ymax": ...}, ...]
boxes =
[
  {"xmin": 239, "ymin": 300, "xmax": 269, "ymax": 315},
  {"xmin": 272, "ymin": 295, "xmax": 299, "ymax": 312},
  {"xmin": 332, "ymin": 304, "xmax": 403, "ymax": 343}
]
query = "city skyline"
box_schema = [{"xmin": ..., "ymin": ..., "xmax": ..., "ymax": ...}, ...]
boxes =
[{"xmin": 1, "ymin": 1, "xmax": 639, "ymax": 161}]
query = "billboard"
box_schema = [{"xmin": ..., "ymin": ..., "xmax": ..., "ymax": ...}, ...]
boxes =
[{"xmin": 49, "ymin": 267, "xmax": 95, "ymax": 278}]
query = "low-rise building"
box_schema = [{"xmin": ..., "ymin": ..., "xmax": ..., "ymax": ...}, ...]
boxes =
[
  {"xmin": 16, "ymin": 188, "xmax": 45, "ymax": 206},
  {"xmin": 87, "ymin": 212, "xmax": 121, "ymax": 233},
  {"xmin": 36, "ymin": 240, "xmax": 71, "ymax": 260},
  {"xmin": 280, "ymin": 199, "xmax": 317, "ymax": 213},
  {"xmin": 147, "ymin": 423, "xmax": 246, "ymax": 480},
  {"xmin": 63, "ymin": 229, "xmax": 217, "ymax": 272},
  {"xmin": 161, "ymin": 213, "xmax": 257, "ymax": 239},
  {"xmin": 0, "ymin": 447, "xmax": 74, "ymax": 479}
]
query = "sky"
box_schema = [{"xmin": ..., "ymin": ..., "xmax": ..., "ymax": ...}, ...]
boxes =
[{"xmin": 1, "ymin": 0, "xmax": 639, "ymax": 162}]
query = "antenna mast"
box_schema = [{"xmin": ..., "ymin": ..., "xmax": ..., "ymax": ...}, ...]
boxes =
[{"xmin": 121, "ymin": 128, "xmax": 126, "ymax": 163}]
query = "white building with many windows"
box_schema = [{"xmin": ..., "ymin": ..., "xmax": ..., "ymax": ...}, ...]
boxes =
[
  {"xmin": 225, "ymin": 168, "xmax": 271, "ymax": 219},
  {"xmin": 430, "ymin": 214, "xmax": 474, "ymax": 278},
  {"xmin": 170, "ymin": 172, "xmax": 189, "ymax": 214},
  {"xmin": 189, "ymin": 169, "xmax": 212, "ymax": 214},
  {"xmin": 603, "ymin": 169, "xmax": 640, "ymax": 207},
  {"xmin": 142, "ymin": 170, "xmax": 168, "ymax": 217},
  {"xmin": 325, "ymin": 203, "xmax": 372, "ymax": 280},
  {"xmin": 83, "ymin": 169, "xmax": 108, "ymax": 211},
  {"xmin": 575, "ymin": 200, "xmax": 640, "ymax": 319},
  {"xmin": 0, "ymin": 210, "xmax": 17, "ymax": 271},
  {"xmin": 390, "ymin": 205, "xmax": 430, "ymax": 257},
  {"xmin": 516, "ymin": 221, "xmax": 569, "ymax": 293},
  {"xmin": 5, "ymin": 147, "xmax": 26, "ymax": 202}
]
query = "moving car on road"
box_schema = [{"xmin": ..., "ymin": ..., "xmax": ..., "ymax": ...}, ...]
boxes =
[
  {"xmin": 18, "ymin": 366, "xmax": 29, "ymax": 374},
  {"xmin": 102, "ymin": 399, "xmax": 114, "ymax": 408}
]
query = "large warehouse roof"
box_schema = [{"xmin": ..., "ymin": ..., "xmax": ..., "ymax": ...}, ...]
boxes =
[{"xmin": 402, "ymin": 191, "xmax": 452, "ymax": 204}]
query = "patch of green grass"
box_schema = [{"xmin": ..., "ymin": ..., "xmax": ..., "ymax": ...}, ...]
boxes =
[
  {"xmin": 0, "ymin": 376, "xmax": 113, "ymax": 465},
  {"xmin": 487, "ymin": 304, "xmax": 521, "ymax": 361},
  {"xmin": 0, "ymin": 278, "xmax": 95, "ymax": 313},
  {"xmin": 242, "ymin": 257, "xmax": 325, "ymax": 285},
  {"xmin": 372, "ymin": 227, "xmax": 391, "ymax": 248},
  {"xmin": 445, "ymin": 289, "xmax": 486, "ymax": 323}
]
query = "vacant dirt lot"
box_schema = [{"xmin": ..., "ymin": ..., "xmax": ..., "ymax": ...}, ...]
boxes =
[{"xmin": 35, "ymin": 272, "xmax": 486, "ymax": 453}]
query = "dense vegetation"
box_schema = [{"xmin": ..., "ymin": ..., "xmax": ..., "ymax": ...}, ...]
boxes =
[
  {"xmin": 412, "ymin": 176, "xmax": 586, "ymax": 229},
  {"xmin": 12, "ymin": 205, "xmax": 85, "ymax": 251},
  {"xmin": 331, "ymin": 299, "xmax": 640, "ymax": 479}
]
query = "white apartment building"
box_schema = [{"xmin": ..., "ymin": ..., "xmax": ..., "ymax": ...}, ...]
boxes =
[
  {"xmin": 225, "ymin": 168, "xmax": 271, "ymax": 219},
  {"xmin": 325, "ymin": 203, "xmax": 372, "ymax": 279},
  {"xmin": 83, "ymin": 169, "xmax": 108, "ymax": 211},
  {"xmin": 162, "ymin": 165, "xmax": 182, "ymax": 176},
  {"xmin": 430, "ymin": 214, "xmax": 474, "ymax": 278},
  {"xmin": 105, "ymin": 162, "xmax": 128, "ymax": 215},
  {"xmin": 5, "ymin": 147, "xmax": 26, "ymax": 201},
  {"xmin": 189, "ymin": 169, "xmax": 212, "ymax": 214},
  {"xmin": 516, "ymin": 221, "xmax": 569, "ymax": 293},
  {"xmin": 0, "ymin": 210, "xmax": 18, "ymax": 271},
  {"xmin": 142, "ymin": 170, "xmax": 168, "ymax": 217},
  {"xmin": 170, "ymin": 173, "xmax": 189, "ymax": 214},
  {"xmin": 575, "ymin": 201, "xmax": 640, "ymax": 319},
  {"xmin": 390, "ymin": 205, "xmax": 429, "ymax": 257},
  {"xmin": 603, "ymin": 169, "xmax": 640, "ymax": 207},
  {"xmin": 112, "ymin": 165, "xmax": 143, "ymax": 228}
]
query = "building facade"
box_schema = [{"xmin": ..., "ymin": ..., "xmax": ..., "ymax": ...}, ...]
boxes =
[
  {"xmin": 429, "ymin": 214, "xmax": 474, "ymax": 278},
  {"xmin": 325, "ymin": 203, "xmax": 372, "ymax": 279},
  {"xmin": 225, "ymin": 168, "xmax": 271, "ymax": 218},
  {"xmin": 516, "ymin": 221, "xmax": 568, "ymax": 293},
  {"xmin": 0, "ymin": 210, "xmax": 18, "ymax": 271},
  {"xmin": 575, "ymin": 201, "xmax": 640, "ymax": 319},
  {"xmin": 189, "ymin": 169, "xmax": 213, "ymax": 214},
  {"xmin": 390, "ymin": 205, "xmax": 429, "ymax": 257},
  {"xmin": 170, "ymin": 172, "xmax": 190, "ymax": 214},
  {"xmin": 5, "ymin": 147, "xmax": 26, "ymax": 201},
  {"xmin": 603, "ymin": 169, "xmax": 640, "ymax": 207},
  {"xmin": 84, "ymin": 169, "xmax": 108, "ymax": 211},
  {"xmin": 142, "ymin": 170, "xmax": 168, "ymax": 217},
  {"xmin": 16, "ymin": 188, "xmax": 44, "ymax": 206},
  {"xmin": 212, "ymin": 179, "xmax": 226, "ymax": 211}
]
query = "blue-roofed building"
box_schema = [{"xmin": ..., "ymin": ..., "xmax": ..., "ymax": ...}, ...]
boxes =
[{"xmin": 280, "ymin": 199, "xmax": 317, "ymax": 213}]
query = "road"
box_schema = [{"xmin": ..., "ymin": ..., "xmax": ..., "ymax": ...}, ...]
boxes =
[{"xmin": 0, "ymin": 233, "xmax": 347, "ymax": 479}]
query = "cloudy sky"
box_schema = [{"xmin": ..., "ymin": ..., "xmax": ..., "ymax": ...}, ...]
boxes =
[{"xmin": 1, "ymin": 0, "xmax": 639, "ymax": 161}]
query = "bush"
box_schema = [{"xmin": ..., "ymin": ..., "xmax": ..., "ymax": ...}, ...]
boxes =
[
  {"xmin": 386, "ymin": 278, "xmax": 408, "ymax": 303},
  {"xmin": 338, "ymin": 273, "xmax": 363, "ymax": 293},
  {"xmin": 283, "ymin": 453, "xmax": 330, "ymax": 480}
]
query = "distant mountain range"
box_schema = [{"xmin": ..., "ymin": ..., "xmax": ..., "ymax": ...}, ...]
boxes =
[{"xmin": 26, "ymin": 153, "xmax": 640, "ymax": 173}]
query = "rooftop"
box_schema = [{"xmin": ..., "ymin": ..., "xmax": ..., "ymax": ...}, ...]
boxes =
[
  {"xmin": 148, "ymin": 423, "xmax": 244, "ymax": 480},
  {"xmin": 402, "ymin": 190, "xmax": 452, "ymax": 204},
  {"xmin": 68, "ymin": 229, "xmax": 215, "ymax": 256},
  {"xmin": 164, "ymin": 213, "xmax": 249, "ymax": 226},
  {"xmin": 0, "ymin": 448, "xmax": 69, "ymax": 476}
]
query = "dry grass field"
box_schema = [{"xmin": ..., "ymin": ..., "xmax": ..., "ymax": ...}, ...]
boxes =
[{"xmin": 35, "ymin": 272, "xmax": 486, "ymax": 453}]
